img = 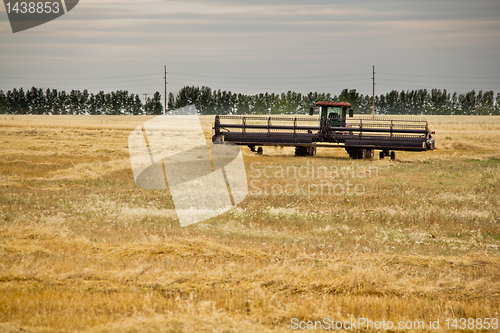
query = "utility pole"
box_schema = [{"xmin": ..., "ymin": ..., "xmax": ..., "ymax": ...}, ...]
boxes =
[
  {"xmin": 372, "ymin": 65, "xmax": 375, "ymax": 118},
  {"xmin": 164, "ymin": 66, "xmax": 167, "ymax": 114}
]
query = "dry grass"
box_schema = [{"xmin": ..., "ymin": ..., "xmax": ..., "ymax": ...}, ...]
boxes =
[{"xmin": 0, "ymin": 114, "xmax": 499, "ymax": 332}]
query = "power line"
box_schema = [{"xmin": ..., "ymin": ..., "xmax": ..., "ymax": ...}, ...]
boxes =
[
  {"xmin": 168, "ymin": 72, "xmax": 369, "ymax": 80},
  {"xmin": 0, "ymin": 82, "xmax": 163, "ymax": 89},
  {"xmin": 378, "ymin": 78, "xmax": 500, "ymax": 85},
  {"xmin": 0, "ymin": 73, "xmax": 159, "ymax": 81},
  {"xmin": 0, "ymin": 78, "xmax": 161, "ymax": 85},
  {"xmin": 166, "ymin": 80, "xmax": 373, "ymax": 90},
  {"xmin": 166, "ymin": 78, "xmax": 371, "ymax": 86},
  {"xmin": 0, "ymin": 72, "xmax": 371, "ymax": 83},
  {"xmin": 2, "ymin": 67, "xmax": 499, "ymax": 96},
  {"xmin": 378, "ymin": 72, "xmax": 500, "ymax": 80}
]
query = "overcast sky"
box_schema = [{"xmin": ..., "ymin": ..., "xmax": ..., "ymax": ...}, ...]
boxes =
[{"xmin": 1, "ymin": 0, "xmax": 499, "ymax": 98}]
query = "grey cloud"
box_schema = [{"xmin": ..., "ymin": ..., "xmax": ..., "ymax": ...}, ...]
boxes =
[{"xmin": 0, "ymin": 0, "xmax": 499, "ymax": 96}]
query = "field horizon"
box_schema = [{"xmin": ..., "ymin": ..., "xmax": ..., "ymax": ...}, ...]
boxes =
[{"xmin": 0, "ymin": 114, "xmax": 499, "ymax": 332}]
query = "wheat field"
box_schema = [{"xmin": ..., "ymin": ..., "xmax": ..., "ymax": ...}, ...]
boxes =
[{"xmin": 0, "ymin": 115, "xmax": 499, "ymax": 332}]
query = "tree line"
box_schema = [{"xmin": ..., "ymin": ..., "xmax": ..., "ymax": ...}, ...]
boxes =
[
  {"xmin": 1, "ymin": 86, "xmax": 500, "ymax": 115},
  {"xmin": 170, "ymin": 86, "xmax": 500, "ymax": 115},
  {"xmin": 0, "ymin": 87, "xmax": 163, "ymax": 115}
]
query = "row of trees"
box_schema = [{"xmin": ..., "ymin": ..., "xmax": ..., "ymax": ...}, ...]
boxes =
[
  {"xmin": 374, "ymin": 89, "xmax": 499, "ymax": 115},
  {"xmin": 168, "ymin": 86, "xmax": 335, "ymax": 115},
  {"xmin": 170, "ymin": 86, "xmax": 500, "ymax": 115},
  {"xmin": 0, "ymin": 87, "xmax": 163, "ymax": 115},
  {"xmin": 1, "ymin": 86, "xmax": 500, "ymax": 115}
]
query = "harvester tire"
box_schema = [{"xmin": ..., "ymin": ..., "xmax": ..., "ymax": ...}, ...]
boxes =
[
  {"xmin": 295, "ymin": 146, "xmax": 307, "ymax": 157},
  {"xmin": 362, "ymin": 149, "xmax": 374, "ymax": 159},
  {"xmin": 346, "ymin": 148, "xmax": 363, "ymax": 159}
]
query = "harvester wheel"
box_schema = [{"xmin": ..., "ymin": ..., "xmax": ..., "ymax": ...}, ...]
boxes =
[
  {"xmin": 295, "ymin": 147, "xmax": 301, "ymax": 156},
  {"xmin": 379, "ymin": 151, "xmax": 384, "ymax": 159},
  {"xmin": 257, "ymin": 147, "xmax": 263, "ymax": 155},
  {"xmin": 426, "ymin": 140, "xmax": 435, "ymax": 150},
  {"xmin": 356, "ymin": 149, "xmax": 363, "ymax": 159},
  {"xmin": 390, "ymin": 151, "xmax": 396, "ymax": 160},
  {"xmin": 362, "ymin": 149, "xmax": 374, "ymax": 159},
  {"xmin": 355, "ymin": 150, "xmax": 362, "ymax": 159},
  {"xmin": 346, "ymin": 148, "xmax": 362, "ymax": 159},
  {"xmin": 295, "ymin": 146, "xmax": 307, "ymax": 157}
]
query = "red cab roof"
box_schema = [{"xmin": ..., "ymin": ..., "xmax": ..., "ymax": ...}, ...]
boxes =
[{"xmin": 316, "ymin": 101, "xmax": 351, "ymax": 107}]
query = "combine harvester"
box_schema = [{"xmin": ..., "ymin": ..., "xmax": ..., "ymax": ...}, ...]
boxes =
[{"xmin": 212, "ymin": 101, "xmax": 435, "ymax": 160}]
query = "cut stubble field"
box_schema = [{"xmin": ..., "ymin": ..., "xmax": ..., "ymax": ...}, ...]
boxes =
[{"xmin": 0, "ymin": 115, "xmax": 499, "ymax": 332}]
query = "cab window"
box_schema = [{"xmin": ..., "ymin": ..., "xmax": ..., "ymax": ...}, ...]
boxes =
[{"xmin": 327, "ymin": 107, "xmax": 342, "ymax": 119}]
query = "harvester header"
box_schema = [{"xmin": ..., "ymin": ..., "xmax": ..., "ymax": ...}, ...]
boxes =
[{"xmin": 212, "ymin": 101, "xmax": 435, "ymax": 160}]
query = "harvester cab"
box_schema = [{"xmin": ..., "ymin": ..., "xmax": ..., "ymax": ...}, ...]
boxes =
[{"xmin": 314, "ymin": 101, "xmax": 352, "ymax": 128}]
